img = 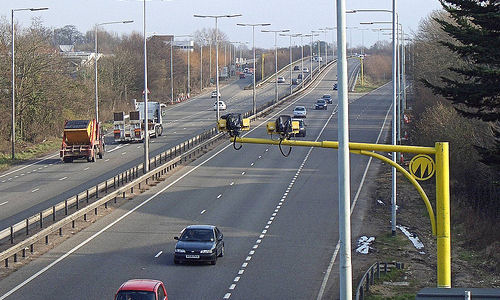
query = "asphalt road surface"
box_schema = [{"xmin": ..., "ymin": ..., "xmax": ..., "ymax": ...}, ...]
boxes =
[
  {"xmin": 0, "ymin": 59, "xmax": 392, "ymax": 299},
  {"xmin": 0, "ymin": 57, "xmax": 332, "ymax": 230}
]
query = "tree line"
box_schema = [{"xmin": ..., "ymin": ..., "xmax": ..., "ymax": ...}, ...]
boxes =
[{"xmin": 409, "ymin": 0, "xmax": 499, "ymax": 250}]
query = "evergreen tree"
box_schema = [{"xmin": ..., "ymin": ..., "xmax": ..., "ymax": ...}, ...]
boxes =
[{"xmin": 423, "ymin": 0, "xmax": 500, "ymax": 170}]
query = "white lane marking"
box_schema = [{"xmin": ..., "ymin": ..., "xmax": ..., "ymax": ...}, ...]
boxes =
[
  {"xmin": 230, "ymin": 182, "xmax": 234, "ymax": 186},
  {"xmin": 242, "ymin": 262, "xmax": 248, "ymax": 268},
  {"xmin": 250, "ymin": 162, "xmax": 254, "ymax": 166},
  {"xmin": 1, "ymin": 180, "xmax": 5, "ymax": 183},
  {"xmin": 0, "ymin": 60, "xmax": 334, "ymax": 300},
  {"xmin": 121, "ymin": 152, "xmax": 127, "ymax": 155},
  {"xmin": 316, "ymin": 84, "xmax": 393, "ymax": 300},
  {"xmin": 59, "ymin": 177, "xmax": 67, "ymax": 181},
  {"xmin": 14, "ymin": 175, "xmax": 18, "ymax": 178},
  {"xmin": 245, "ymin": 256, "xmax": 251, "ymax": 261},
  {"xmin": 241, "ymin": 171, "xmax": 245, "ymax": 175},
  {"xmin": 229, "ymin": 284, "xmax": 236, "ymax": 290},
  {"xmin": 252, "ymin": 245, "xmax": 258, "ymax": 249},
  {"xmin": 21, "ymin": 174, "xmax": 25, "ymax": 176},
  {"xmin": 154, "ymin": 251, "xmax": 163, "ymax": 258},
  {"xmin": 0, "ymin": 153, "xmax": 59, "ymax": 179},
  {"xmin": 106, "ymin": 145, "xmax": 124, "ymax": 153},
  {"xmin": 84, "ymin": 167, "xmax": 90, "ymax": 171},
  {"xmin": 200, "ymin": 210, "xmax": 206, "ymax": 214},
  {"xmin": 0, "ymin": 201, "xmax": 8, "ymax": 206},
  {"xmin": 105, "ymin": 159, "xmax": 110, "ymax": 162},
  {"xmin": 137, "ymin": 146, "xmax": 141, "ymax": 149},
  {"xmin": 31, "ymin": 188, "xmax": 39, "ymax": 193},
  {"xmin": 249, "ymin": 250, "xmax": 255, "ymax": 255},
  {"xmin": 217, "ymin": 194, "xmax": 222, "ymax": 199},
  {"xmin": 234, "ymin": 277, "xmax": 240, "ymax": 282},
  {"xmin": 43, "ymin": 166, "xmax": 48, "ymax": 168}
]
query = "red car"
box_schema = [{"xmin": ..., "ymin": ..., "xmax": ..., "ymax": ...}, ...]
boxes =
[{"xmin": 115, "ymin": 279, "xmax": 168, "ymax": 300}]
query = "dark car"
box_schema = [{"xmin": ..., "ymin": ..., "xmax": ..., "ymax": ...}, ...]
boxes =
[
  {"xmin": 115, "ymin": 279, "xmax": 168, "ymax": 300},
  {"xmin": 292, "ymin": 118, "xmax": 306, "ymax": 137},
  {"xmin": 315, "ymin": 99, "xmax": 327, "ymax": 110},
  {"xmin": 322, "ymin": 94, "xmax": 333, "ymax": 104},
  {"xmin": 333, "ymin": 83, "xmax": 338, "ymax": 90},
  {"xmin": 174, "ymin": 225, "xmax": 224, "ymax": 265},
  {"xmin": 293, "ymin": 65, "xmax": 300, "ymax": 71}
]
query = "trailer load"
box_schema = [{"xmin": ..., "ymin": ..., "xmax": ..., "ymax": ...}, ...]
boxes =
[{"xmin": 60, "ymin": 119, "xmax": 105, "ymax": 163}]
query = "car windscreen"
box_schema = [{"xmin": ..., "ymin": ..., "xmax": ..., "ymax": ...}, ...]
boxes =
[
  {"xmin": 323, "ymin": 95, "xmax": 331, "ymax": 98},
  {"xmin": 294, "ymin": 107, "xmax": 305, "ymax": 111},
  {"xmin": 180, "ymin": 229, "xmax": 214, "ymax": 242},
  {"xmin": 316, "ymin": 100, "xmax": 325, "ymax": 104},
  {"xmin": 115, "ymin": 291, "xmax": 156, "ymax": 300}
]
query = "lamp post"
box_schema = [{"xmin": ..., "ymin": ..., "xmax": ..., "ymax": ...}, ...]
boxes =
[
  {"xmin": 312, "ymin": 30, "xmax": 324, "ymax": 72},
  {"xmin": 11, "ymin": 7, "xmax": 48, "ymax": 160},
  {"xmin": 336, "ymin": 1, "xmax": 352, "ymax": 298},
  {"xmin": 280, "ymin": 33, "xmax": 300, "ymax": 95},
  {"xmin": 237, "ymin": 23, "xmax": 271, "ymax": 116},
  {"xmin": 200, "ymin": 40, "xmax": 204, "ymax": 91},
  {"xmin": 175, "ymin": 35, "xmax": 193, "ymax": 98},
  {"xmin": 95, "ymin": 20, "xmax": 133, "ymax": 125},
  {"xmin": 262, "ymin": 29, "xmax": 289, "ymax": 103},
  {"xmin": 142, "ymin": 0, "xmax": 150, "ymax": 172},
  {"xmin": 306, "ymin": 33, "xmax": 319, "ymax": 82},
  {"xmin": 320, "ymin": 27, "xmax": 334, "ymax": 63},
  {"xmin": 194, "ymin": 14, "xmax": 242, "ymax": 122},
  {"xmin": 348, "ymin": 8, "xmax": 399, "ymax": 237}
]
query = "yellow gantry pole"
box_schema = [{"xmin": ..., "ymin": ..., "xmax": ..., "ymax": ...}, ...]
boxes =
[
  {"xmin": 435, "ymin": 142, "xmax": 451, "ymax": 288},
  {"xmin": 231, "ymin": 136, "xmax": 451, "ymax": 287}
]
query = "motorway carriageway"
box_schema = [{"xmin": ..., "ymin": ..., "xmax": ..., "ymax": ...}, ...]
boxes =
[
  {"xmin": 0, "ymin": 58, "xmax": 329, "ymax": 230},
  {"xmin": 0, "ymin": 59, "xmax": 393, "ymax": 299}
]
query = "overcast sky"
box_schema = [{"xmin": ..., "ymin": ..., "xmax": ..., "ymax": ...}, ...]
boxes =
[{"xmin": 3, "ymin": 0, "xmax": 443, "ymax": 49}]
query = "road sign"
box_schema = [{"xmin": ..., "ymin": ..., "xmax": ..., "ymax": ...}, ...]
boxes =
[{"xmin": 409, "ymin": 154, "xmax": 435, "ymax": 181}]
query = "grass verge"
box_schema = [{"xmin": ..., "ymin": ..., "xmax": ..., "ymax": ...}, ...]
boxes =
[{"xmin": 0, "ymin": 138, "xmax": 60, "ymax": 172}]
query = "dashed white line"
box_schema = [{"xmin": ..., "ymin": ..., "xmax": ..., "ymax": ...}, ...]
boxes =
[
  {"xmin": 21, "ymin": 173, "xmax": 25, "ymax": 176},
  {"xmin": 224, "ymin": 293, "xmax": 231, "ymax": 299},
  {"xmin": 234, "ymin": 277, "xmax": 240, "ymax": 282},
  {"xmin": 242, "ymin": 262, "xmax": 248, "ymax": 268},
  {"xmin": 245, "ymin": 256, "xmax": 252, "ymax": 261},
  {"xmin": 229, "ymin": 284, "xmax": 236, "ymax": 290},
  {"xmin": 121, "ymin": 152, "xmax": 127, "ymax": 155},
  {"xmin": 154, "ymin": 251, "xmax": 163, "ymax": 258},
  {"xmin": 230, "ymin": 182, "xmax": 234, "ymax": 186},
  {"xmin": 200, "ymin": 210, "xmax": 206, "ymax": 214},
  {"xmin": 241, "ymin": 171, "xmax": 245, "ymax": 175},
  {"xmin": 0, "ymin": 201, "xmax": 8, "ymax": 206},
  {"xmin": 59, "ymin": 176, "xmax": 68, "ymax": 181},
  {"xmin": 31, "ymin": 188, "xmax": 39, "ymax": 193},
  {"xmin": 84, "ymin": 167, "xmax": 90, "ymax": 171},
  {"xmin": 250, "ymin": 162, "xmax": 254, "ymax": 166},
  {"xmin": 105, "ymin": 159, "xmax": 110, "ymax": 162},
  {"xmin": 217, "ymin": 194, "xmax": 222, "ymax": 199}
]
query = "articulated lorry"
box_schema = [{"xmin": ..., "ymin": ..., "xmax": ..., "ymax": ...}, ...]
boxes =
[
  {"xmin": 60, "ymin": 119, "xmax": 105, "ymax": 163},
  {"xmin": 114, "ymin": 100, "xmax": 165, "ymax": 143}
]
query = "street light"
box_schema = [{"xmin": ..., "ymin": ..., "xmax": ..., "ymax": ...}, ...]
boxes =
[
  {"xmin": 304, "ymin": 33, "xmax": 319, "ymax": 82},
  {"xmin": 95, "ymin": 20, "xmax": 133, "ymax": 125},
  {"xmin": 280, "ymin": 33, "xmax": 300, "ymax": 95},
  {"xmin": 175, "ymin": 35, "xmax": 194, "ymax": 98},
  {"xmin": 347, "ymin": 7, "xmax": 400, "ymax": 239},
  {"xmin": 11, "ymin": 7, "xmax": 48, "ymax": 160},
  {"xmin": 312, "ymin": 30, "xmax": 324, "ymax": 72},
  {"xmin": 237, "ymin": 23, "xmax": 270, "ymax": 116},
  {"xmin": 319, "ymin": 27, "xmax": 334, "ymax": 63},
  {"xmin": 262, "ymin": 29, "xmax": 289, "ymax": 103},
  {"xmin": 142, "ymin": 0, "xmax": 150, "ymax": 172},
  {"xmin": 194, "ymin": 14, "xmax": 242, "ymax": 122}
]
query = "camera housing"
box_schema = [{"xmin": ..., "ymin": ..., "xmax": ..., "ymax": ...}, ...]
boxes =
[
  {"xmin": 267, "ymin": 115, "xmax": 300, "ymax": 137},
  {"xmin": 218, "ymin": 113, "xmax": 249, "ymax": 137}
]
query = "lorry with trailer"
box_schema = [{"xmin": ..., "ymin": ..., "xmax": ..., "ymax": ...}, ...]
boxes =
[
  {"xmin": 131, "ymin": 100, "xmax": 166, "ymax": 141},
  {"xmin": 60, "ymin": 119, "xmax": 105, "ymax": 163},
  {"xmin": 113, "ymin": 112, "xmax": 132, "ymax": 143}
]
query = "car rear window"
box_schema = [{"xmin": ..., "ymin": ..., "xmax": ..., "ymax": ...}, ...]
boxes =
[
  {"xmin": 116, "ymin": 291, "xmax": 156, "ymax": 300},
  {"xmin": 295, "ymin": 107, "xmax": 305, "ymax": 111}
]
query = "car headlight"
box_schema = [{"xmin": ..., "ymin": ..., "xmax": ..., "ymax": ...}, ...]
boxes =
[
  {"xmin": 175, "ymin": 249, "xmax": 186, "ymax": 253},
  {"xmin": 200, "ymin": 249, "xmax": 214, "ymax": 254}
]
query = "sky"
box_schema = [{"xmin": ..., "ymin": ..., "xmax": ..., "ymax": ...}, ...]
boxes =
[{"xmin": 2, "ymin": 0, "xmax": 443, "ymax": 49}]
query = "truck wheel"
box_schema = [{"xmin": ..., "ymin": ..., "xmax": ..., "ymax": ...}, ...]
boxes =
[
  {"xmin": 88, "ymin": 150, "xmax": 96, "ymax": 162},
  {"xmin": 98, "ymin": 146, "xmax": 103, "ymax": 159}
]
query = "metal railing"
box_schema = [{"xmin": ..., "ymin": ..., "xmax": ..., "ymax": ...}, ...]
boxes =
[
  {"xmin": 356, "ymin": 261, "xmax": 405, "ymax": 300},
  {"xmin": 0, "ymin": 56, "xmax": 343, "ymax": 269}
]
